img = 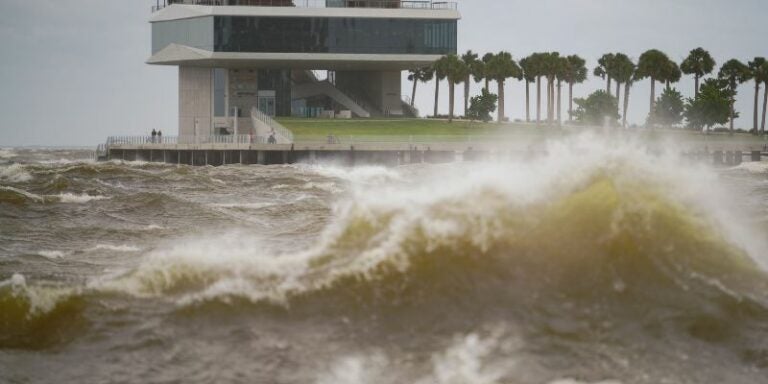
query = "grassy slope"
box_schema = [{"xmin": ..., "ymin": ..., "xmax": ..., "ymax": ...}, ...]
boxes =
[{"xmin": 277, "ymin": 118, "xmax": 768, "ymax": 144}]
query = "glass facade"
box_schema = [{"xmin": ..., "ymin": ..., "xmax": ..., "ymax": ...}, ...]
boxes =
[
  {"xmin": 214, "ymin": 16, "xmax": 456, "ymax": 54},
  {"xmin": 213, "ymin": 68, "xmax": 227, "ymax": 117},
  {"xmin": 152, "ymin": 17, "xmax": 214, "ymax": 53},
  {"xmin": 152, "ymin": 16, "xmax": 456, "ymax": 55}
]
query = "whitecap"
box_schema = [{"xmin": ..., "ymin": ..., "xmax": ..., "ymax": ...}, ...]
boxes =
[
  {"xmin": 52, "ymin": 193, "xmax": 110, "ymax": 204},
  {"xmin": 0, "ymin": 163, "xmax": 33, "ymax": 183},
  {"xmin": 302, "ymin": 182, "xmax": 342, "ymax": 194},
  {"xmin": 210, "ymin": 202, "xmax": 273, "ymax": 209},
  {"xmin": 87, "ymin": 244, "xmax": 141, "ymax": 252},
  {"xmin": 37, "ymin": 250, "xmax": 70, "ymax": 259},
  {"xmin": 0, "ymin": 148, "xmax": 17, "ymax": 159}
]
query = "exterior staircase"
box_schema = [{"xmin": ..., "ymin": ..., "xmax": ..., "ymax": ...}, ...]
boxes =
[
  {"xmin": 250, "ymin": 107, "xmax": 294, "ymax": 144},
  {"xmin": 292, "ymin": 80, "xmax": 371, "ymax": 118}
]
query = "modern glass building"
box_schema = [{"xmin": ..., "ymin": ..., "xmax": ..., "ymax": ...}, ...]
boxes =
[{"xmin": 148, "ymin": 0, "xmax": 460, "ymax": 138}]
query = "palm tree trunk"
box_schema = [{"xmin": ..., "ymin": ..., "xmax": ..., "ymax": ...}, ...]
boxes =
[
  {"xmin": 525, "ymin": 81, "xmax": 530, "ymax": 122},
  {"xmin": 548, "ymin": 78, "xmax": 554, "ymax": 124},
  {"xmin": 551, "ymin": 79, "xmax": 556, "ymax": 123},
  {"xmin": 546, "ymin": 77, "xmax": 552, "ymax": 124},
  {"xmin": 649, "ymin": 78, "xmax": 656, "ymax": 126},
  {"xmin": 434, "ymin": 77, "xmax": 440, "ymax": 118},
  {"xmin": 754, "ymin": 81, "xmax": 760, "ymax": 133},
  {"xmin": 498, "ymin": 79, "xmax": 505, "ymax": 123},
  {"xmin": 536, "ymin": 76, "xmax": 542, "ymax": 125},
  {"xmin": 568, "ymin": 82, "xmax": 574, "ymax": 122},
  {"xmin": 694, "ymin": 74, "xmax": 700, "ymax": 97},
  {"xmin": 615, "ymin": 81, "xmax": 620, "ymax": 100},
  {"xmin": 606, "ymin": 77, "xmax": 611, "ymax": 93},
  {"xmin": 730, "ymin": 99, "xmax": 735, "ymax": 132},
  {"xmin": 449, "ymin": 81, "xmax": 455, "ymax": 123},
  {"xmin": 464, "ymin": 75, "xmax": 470, "ymax": 117},
  {"xmin": 484, "ymin": 78, "xmax": 489, "ymax": 92},
  {"xmin": 623, "ymin": 81, "xmax": 631, "ymax": 128},
  {"xmin": 410, "ymin": 77, "xmax": 418, "ymax": 107},
  {"xmin": 556, "ymin": 79, "xmax": 562, "ymax": 126},
  {"xmin": 762, "ymin": 81, "xmax": 768, "ymax": 134}
]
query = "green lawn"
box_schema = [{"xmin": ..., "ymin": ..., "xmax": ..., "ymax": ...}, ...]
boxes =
[
  {"xmin": 276, "ymin": 117, "xmax": 768, "ymax": 144},
  {"xmin": 277, "ymin": 118, "xmax": 559, "ymax": 141}
]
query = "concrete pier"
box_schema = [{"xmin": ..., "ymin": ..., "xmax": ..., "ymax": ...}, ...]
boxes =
[{"xmin": 103, "ymin": 142, "xmax": 765, "ymax": 167}]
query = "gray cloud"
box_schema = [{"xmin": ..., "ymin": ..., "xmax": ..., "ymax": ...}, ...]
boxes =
[{"xmin": 0, "ymin": 0, "xmax": 765, "ymax": 146}]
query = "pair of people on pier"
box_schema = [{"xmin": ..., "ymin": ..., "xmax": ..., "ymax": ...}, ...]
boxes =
[{"xmin": 150, "ymin": 129, "xmax": 163, "ymax": 143}]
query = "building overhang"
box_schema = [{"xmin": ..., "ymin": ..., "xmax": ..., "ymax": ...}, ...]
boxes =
[
  {"xmin": 148, "ymin": 44, "xmax": 443, "ymax": 70},
  {"xmin": 150, "ymin": 4, "xmax": 461, "ymax": 22}
]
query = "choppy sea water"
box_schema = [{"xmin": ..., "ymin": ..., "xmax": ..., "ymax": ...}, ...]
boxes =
[{"xmin": 1, "ymin": 136, "xmax": 768, "ymax": 384}]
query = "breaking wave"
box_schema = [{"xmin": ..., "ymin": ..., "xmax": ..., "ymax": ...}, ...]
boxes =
[
  {"xmin": 96, "ymin": 135, "xmax": 768, "ymax": 320},
  {"xmin": 0, "ymin": 274, "xmax": 85, "ymax": 349}
]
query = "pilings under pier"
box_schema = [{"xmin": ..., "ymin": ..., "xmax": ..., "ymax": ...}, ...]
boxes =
[{"xmin": 106, "ymin": 144, "xmax": 766, "ymax": 167}]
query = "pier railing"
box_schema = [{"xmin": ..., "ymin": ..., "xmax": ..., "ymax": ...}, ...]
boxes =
[
  {"xmin": 106, "ymin": 135, "xmax": 267, "ymax": 146},
  {"xmin": 153, "ymin": 0, "xmax": 457, "ymax": 12}
]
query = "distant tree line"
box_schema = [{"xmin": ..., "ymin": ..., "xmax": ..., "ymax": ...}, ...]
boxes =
[{"xmin": 408, "ymin": 48, "xmax": 768, "ymax": 133}]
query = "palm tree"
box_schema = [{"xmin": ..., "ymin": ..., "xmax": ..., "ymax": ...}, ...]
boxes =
[
  {"xmin": 608, "ymin": 53, "xmax": 634, "ymax": 103},
  {"xmin": 611, "ymin": 55, "xmax": 636, "ymax": 128},
  {"xmin": 663, "ymin": 60, "xmax": 682, "ymax": 90},
  {"xmin": 760, "ymin": 62, "xmax": 768, "ymax": 134},
  {"xmin": 541, "ymin": 52, "xmax": 561, "ymax": 124},
  {"xmin": 594, "ymin": 53, "xmax": 616, "ymax": 93},
  {"xmin": 407, "ymin": 67, "xmax": 433, "ymax": 107},
  {"xmin": 681, "ymin": 47, "xmax": 716, "ymax": 97},
  {"xmin": 519, "ymin": 55, "xmax": 538, "ymax": 123},
  {"xmin": 554, "ymin": 56, "xmax": 570, "ymax": 126},
  {"xmin": 432, "ymin": 56, "xmax": 450, "ymax": 117},
  {"xmin": 461, "ymin": 50, "xmax": 480, "ymax": 117},
  {"xmin": 718, "ymin": 59, "xmax": 751, "ymax": 132},
  {"xmin": 561, "ymin": 55, "xmax": 587, "ymax": 122},
  {"xmin": 486, "ymin": 51, "xmax": 522, "ymax": 123},
  {"xmin": 443, "ymin": 54, "xmax": 468, "ymax": 123},
  {"xmin": 748, "ymin": 57, "xmax": 766, "ymax": 133},
  {"xmin": 529, "ymin": 53, "xmax": 545, "ymax": 125},
  {"xmin": 481, "ymin": 53, "xmax": 495, "ymax": 92},
  {"xmin": 636, "ymin": 49, "xmax": 673, "ymax": 123}
]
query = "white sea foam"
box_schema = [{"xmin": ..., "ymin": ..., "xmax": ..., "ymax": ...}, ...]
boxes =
[
  {"xmin": 95, "ymin": 132, "xmax": 768, "ymax": 305},
  {"xmin": 88, "ymin": 244, "xmax": 141, "ymax": 252},
  {"xmin": 0, "ymin": 163, "xmax": 33, "ymax": 182},
  {"xmin": 53, "ymin": 193, "xmax": 110, "ymax": 204},
  {"xmin": 210, "ymin": 202, "xmax": 273, "ymax": 209},
  {"xmin": 316, "ymin": 329, "xmax": 522, "ymax": 384},
  {"xmin": 424, "ymin": 330, "xmax": 515, "ymax": 384},
  {"xmin": 0, "ymin": 148, "xmax": 16, "ymax": 159},
  {"xmin": 0, "ymin": 273, "xmax": 74, "ymax": 315},
  {"xmin": 732, "ymin": 160, "xmax": 768, "ymax": 174},
  {"xmin": 37, "ymin": 250, "xmax": 69, "ymax": 259},
  {"xmin": 0, "ymin": 186, "xmax": 43, "ymax": 201},
  {"xmin": 302, "ymin": 181, "xmax": 342, "ymax": 194},
  {"xmin": 309, "ymin": 164, "xmax": 403, "ymax": 184}
]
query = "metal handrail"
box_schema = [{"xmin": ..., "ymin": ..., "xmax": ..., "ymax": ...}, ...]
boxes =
[
  {"xmin": 153, "ymin": 0, "xmax": 457, "ymax": 12},
  {"xmin": 106, "ymin": 135, "xmax": 268, "ymax": 146},
  {"xmin": 251, "ymin": 107, "xmax": 295, "ymax": 143}
]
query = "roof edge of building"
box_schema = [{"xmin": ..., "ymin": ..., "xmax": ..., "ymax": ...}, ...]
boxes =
[{"xmin": 150, "ymin": 4, "xmax": 461, "ymax": 22}]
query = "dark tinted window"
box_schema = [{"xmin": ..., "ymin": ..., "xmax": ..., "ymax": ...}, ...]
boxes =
[{"xmin": 214, "ymin": 16, "xmax": 456, "ymax": 54}]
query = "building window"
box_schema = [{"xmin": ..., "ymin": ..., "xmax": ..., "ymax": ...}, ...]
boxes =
[{"xmin": 213, "ymin": 16, "xmax": 456, "ymax": 55}]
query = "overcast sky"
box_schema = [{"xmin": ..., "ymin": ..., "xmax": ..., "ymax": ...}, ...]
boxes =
[{"xmin": 0, "ymin": 0, "xmax": 765, "ymax": 146}]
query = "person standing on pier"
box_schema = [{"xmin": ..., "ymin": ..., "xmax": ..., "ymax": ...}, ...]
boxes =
[
  {"xmin": 157, "ymin": 130, "xmax": 162, "ymax": 144},
  {"xmin": 151, "ymin": 129, "xmax": 157, "ymax": 143}
]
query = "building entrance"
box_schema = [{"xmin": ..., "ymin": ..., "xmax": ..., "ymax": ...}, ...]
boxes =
[{"xmin": 257, "ymin": 90, "xmax": 277, "ymax": 116}]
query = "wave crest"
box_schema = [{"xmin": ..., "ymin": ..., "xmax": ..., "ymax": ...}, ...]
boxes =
[
  {"xmin": 97, "ymin": 137, "xmax": 768, "ymax": 315},
  {"xmin": 0, "ymin": 274, "xmax": 86, "ymax": 349}
]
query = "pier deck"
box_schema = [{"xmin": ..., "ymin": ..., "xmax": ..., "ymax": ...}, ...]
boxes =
[{"xmin": 100, "ymin": 137, "xmax": 768, "ymax": 167}]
